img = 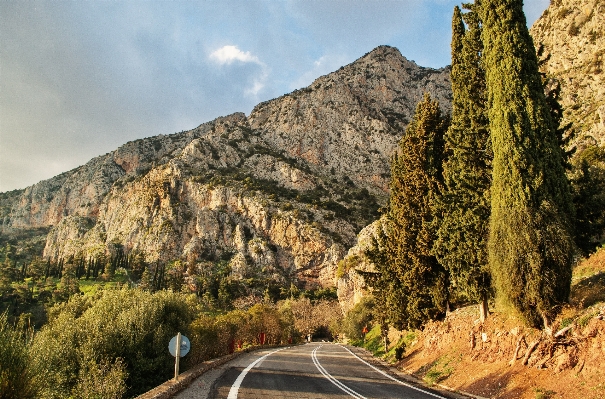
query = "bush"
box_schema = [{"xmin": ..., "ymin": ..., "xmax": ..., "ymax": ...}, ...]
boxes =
[
  {"xmin": 0, "ymin": 312, "xmax": 37, "ymax": 399},
  {"xmin": 30, "ymin": 288, "xmax": 196, "ymax": 398},
  {"xmin": 341, "ymin": 296, "xmax": 374, "ymax": 341}
]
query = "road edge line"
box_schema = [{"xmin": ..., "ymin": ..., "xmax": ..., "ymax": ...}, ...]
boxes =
[{"xmin": 227, "ymin": 347, "xmax": 286, "ymax": 399}]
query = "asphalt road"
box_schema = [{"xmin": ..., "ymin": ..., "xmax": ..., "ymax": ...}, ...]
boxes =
[{"xmin": 208, "ymin": 343, "xmax": 451, "ymax": 399}]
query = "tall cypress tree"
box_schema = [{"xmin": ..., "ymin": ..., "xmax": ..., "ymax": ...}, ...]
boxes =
[
  {"xmin": 480, "ymin": 0, "xmax": 575, "ymax": 328},
  {"xmin": 377, "ymin": 93, "xmax": 449, "ymax": 330},
  {"xmin": 434, "ymin": 4, "xmax": 492, "ymax": 322}
]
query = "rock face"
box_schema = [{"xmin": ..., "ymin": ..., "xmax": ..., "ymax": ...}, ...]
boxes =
[
  {"xmin": 0, "ymin": 46, "xmax": 452, "ymax": 290},
  {"xmin": 248, "ymin": 46, "xmax": 452, "ymax": 195},
  {"xmin": 530, "ymin": 0, "xmax": 605, "ymax": 149},
  {"xmin": 336, "ymin": 219, "xmax": 384, "ymax": 313}
]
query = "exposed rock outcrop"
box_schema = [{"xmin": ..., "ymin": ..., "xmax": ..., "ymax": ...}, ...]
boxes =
[
  {"xmin": 336, "ymin": 219, "xmax": 384, "ymax": 313},
  {"xmin": 1, "ymin": 46, "xmax": 452, "ymax": 290},
  {"xmin": 530, "ymin": 0, "xmax": 605, "ymax": 150}
]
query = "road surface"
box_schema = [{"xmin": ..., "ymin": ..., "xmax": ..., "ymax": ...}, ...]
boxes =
[{"xmin": 205, "ymin": 343, "xmax": 452, "ymax": 399}]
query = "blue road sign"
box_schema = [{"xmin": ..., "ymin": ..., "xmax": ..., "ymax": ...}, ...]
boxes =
[{"xmin": 169, "ymin": 334, "xmax": 191, "ymax": 357}]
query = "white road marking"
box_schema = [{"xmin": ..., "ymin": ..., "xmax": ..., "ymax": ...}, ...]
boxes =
[
  {"xmin": 227, "ymin": 347, "xmax": 285, "ymax": 399},
  {"xmin": 311, "ymin": 345, "xmax": 367, "ymax": 399},
  {"xmin": 339, "ymin": 344, "xmax": 449, "ymax": 399}
]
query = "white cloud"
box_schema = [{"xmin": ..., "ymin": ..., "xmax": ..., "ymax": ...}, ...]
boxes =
[
  {"xmin": 245, "ymin": 69, "xmax": 269, "ymax": 97},
  {"xmin": 209, "ymin": 45, "xmax": 261, "ymax": 65},
  {"xmin": 208, "ymin": 45, "xmax": 268, "ymax": 98}
]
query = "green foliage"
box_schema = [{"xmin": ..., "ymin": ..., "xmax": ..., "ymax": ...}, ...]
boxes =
[
  {"xmin": 570, "ymin": 148, "xmax": 605, "ymax": 255},
  {"xmin": 73, "ymin": 358, "xmax": 127, "ymax": 399},
  {"xmin": 336, "ymin": 255, "xmax": 362, "ymax": 278},
  {"xmin": 434, "ymin": 3, "xmax": 492, "ymax": 308},
  {"xmin": 480, "ymin": 0, "xmax": 575, "ymax": 327},
  {"xmin": 370, "ymin": 93, "xmax": 449, "ymax": 330},
  {"xmin": 390, "ymin": 331, "xmax": 416, "ymax": 361},
  {"xmin": 358, "ymin": 324, "xmax": 386, "ymax": 357},
  {"xmin": 423, "ymin": 356, "xmax": 455, "ymax": 386},
  {"xmin": 341, "ymin": 296, "xmax": 374, "ymax": 342},
  {"xmin": 0, "ymin": 228, "xmax": 49, "ymax": 266},
  {"xmin": 298, "ymin": 286, "xmax": 338, "ymax": 301},
  {"xmin": 0, "ymin": 312, "xmax": 37, "ymax": 399},
  {"xmin": 30, "ymin": 288, "xmax": 195, "ymax": 398}
]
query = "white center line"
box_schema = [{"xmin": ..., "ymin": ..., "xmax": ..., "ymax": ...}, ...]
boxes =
[
  {"xmin": 311, "ymin": 345, "xmax": 367, "ymax": 399},
  {"xmin": 227, "ymin": 347, "xmax": 285, "ymax": 399}
]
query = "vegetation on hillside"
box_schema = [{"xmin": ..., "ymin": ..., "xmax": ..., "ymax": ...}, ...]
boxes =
[
  {"xmin": 0, "ymin": 285, "xmax": 342, "ymax": 398},
  {"xmin": 2, "ymin": 1, "xmax": 605, "ymax": 398}
]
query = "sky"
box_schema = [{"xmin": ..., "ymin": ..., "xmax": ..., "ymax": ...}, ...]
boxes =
[{"xmin": 0, "ymin": 0, "xmax": 550, "ymax": 192}]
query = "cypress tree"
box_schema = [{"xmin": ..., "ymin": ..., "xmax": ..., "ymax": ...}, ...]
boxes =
[
  {"xmin": 571, "ymin": 156, "xmax": 605, "ymax": 255},
  {"xmin": 361, "ymin": 229, "xmax": 407, "ymax": 329},
  {"xmin": 434, "ymin": 3, "xmax": 492, "ymax": 322},
  {"xmin": 480, "ymin": 0, "xmax": 575, "ymax": 328},
  {"xmin": 378, "ymin": 93, "xmax": 449, "ymax": 330}
]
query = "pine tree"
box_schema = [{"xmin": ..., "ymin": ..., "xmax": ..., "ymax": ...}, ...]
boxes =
[
  {"xmin": 434, "ymin": 4, "xmax": 492, "ymax": 322},
  {"xmin": 480, "ymin": 0, "xmax": 575, "ymax": 328},
  {"xmin": 377, "ymin": 93, "xmax": 449, "ymax": 330}
]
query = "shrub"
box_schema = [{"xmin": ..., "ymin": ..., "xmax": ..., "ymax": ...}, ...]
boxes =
[
  {"xmin": 30, "ymin": 288, "xmax": 196, "ymax": 398},
  {"xmin": 0, "ymin": 312, "xmax": 37, "ymax": 399},
  {"xmin": 341, "ymin": 296, "xmax": 374, "ymax": 341}
]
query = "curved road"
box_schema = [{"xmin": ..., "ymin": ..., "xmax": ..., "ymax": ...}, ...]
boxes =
[{"xmin": 208, "ymin": 343, "xmax": 451, "ymax": 399}]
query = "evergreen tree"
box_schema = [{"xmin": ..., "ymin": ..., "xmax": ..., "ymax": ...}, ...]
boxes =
[
  {"xmin": 480, "ymin": 0, "xmax": 575, "ymax": 328},
  {"xmin": 361, "ymin": 230, "xmax": 406, "ymax": 329},
  {"xmin": 571, "ymin": 155, "xmax": 605, "ymax": 255},
  {"xmin": 434, "ymin": 4, "xmax": 492, "ymax": 321},
  {"xmin": 376, "ymin": 93, "xmax": 449, "ymax": 330}
]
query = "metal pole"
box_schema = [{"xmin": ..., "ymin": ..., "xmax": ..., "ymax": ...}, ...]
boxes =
[{"xmin": 174, "ymin": 332, "xmax": 181, "ymax": 381}]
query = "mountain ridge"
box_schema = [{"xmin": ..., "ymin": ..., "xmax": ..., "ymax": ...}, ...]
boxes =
[{"xmin": 0, "ymin": 45, "xmax": 452, "ymax": 290}]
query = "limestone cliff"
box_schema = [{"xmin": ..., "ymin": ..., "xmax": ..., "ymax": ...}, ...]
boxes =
[
  {"xmin": 530, "ymin": 0, "xmax": 605, "ymax": 150},
  {"xmin": 0, "ymin": 46, "xmax": 451, "ymax": 290},
  {"xmin": 336, "ymin": 219, "xmax": 384, "ymax": 313}
]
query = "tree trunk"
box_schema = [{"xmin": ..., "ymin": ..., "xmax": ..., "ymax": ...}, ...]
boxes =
[
  {"xmin": 479, "ymin": 293, "xmax": 489, "ymax": 323},
  {"xmin": 542, "ymin": 312, "xmax": 553, "ymax": 336}
]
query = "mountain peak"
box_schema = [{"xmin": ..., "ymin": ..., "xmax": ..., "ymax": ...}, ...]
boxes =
[{"xmin": 1, "ymin": 45, "xmax": 452, "ymax": 290}]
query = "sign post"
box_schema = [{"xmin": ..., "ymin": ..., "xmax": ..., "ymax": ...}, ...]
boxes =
[{"xmin": 169, "ymin": 333, "xmax": 190, "ymax": 381}]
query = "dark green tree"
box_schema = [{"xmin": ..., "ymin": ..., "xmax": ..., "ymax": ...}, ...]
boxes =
[
  {"xmin": 375, "ymin": 93, "xmax": 449, "ymax": 330},
  {"xmin": 570, "ymin": 149, "xmax": 605, "ymax": 255},
  {"xmin": 480, "ymin": 0, "xmax": 575, "ymax": 328},
  {"xmin": 361, "ymin": 230, "xmax": 406, "ymax": 330},
  {"xmin": 434, "ymin": 4, "xmax": 492, "ymax": 322}
]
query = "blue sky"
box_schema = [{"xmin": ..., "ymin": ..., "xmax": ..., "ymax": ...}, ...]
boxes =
[{"xmin": 0, "ymin": 0, "xmax": 549, "ymax": 192}]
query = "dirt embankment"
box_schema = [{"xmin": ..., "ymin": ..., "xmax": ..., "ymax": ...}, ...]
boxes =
[{"xmin": 394, "ymin": 250, "xmax": 605, "ymax": 399}]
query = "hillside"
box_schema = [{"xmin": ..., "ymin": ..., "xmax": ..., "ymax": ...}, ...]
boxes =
[
  {"xmin": 385, "ymin": 250, "xmax": 605, "ymax": 399},
  {"xmin": 530, "ymin": 0, "xmax": 605, "ymax": 151},
  {"xmin": 0, "ymin": 45, "xmax": 451, "ymax": 290}
]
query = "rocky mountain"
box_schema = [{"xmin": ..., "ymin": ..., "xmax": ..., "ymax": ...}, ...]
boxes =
[
  {"xmin": 0, "ymin": 45, "xmax": 451, "ymax": 291},
  {"xmin": 530, "ymin": 0, "xmax": 605, "ymax": 150}
]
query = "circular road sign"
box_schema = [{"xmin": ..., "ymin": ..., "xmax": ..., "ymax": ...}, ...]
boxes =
[{"xmin": 169, "ymin": 334, "xmax": 191, "ymax": 357}]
